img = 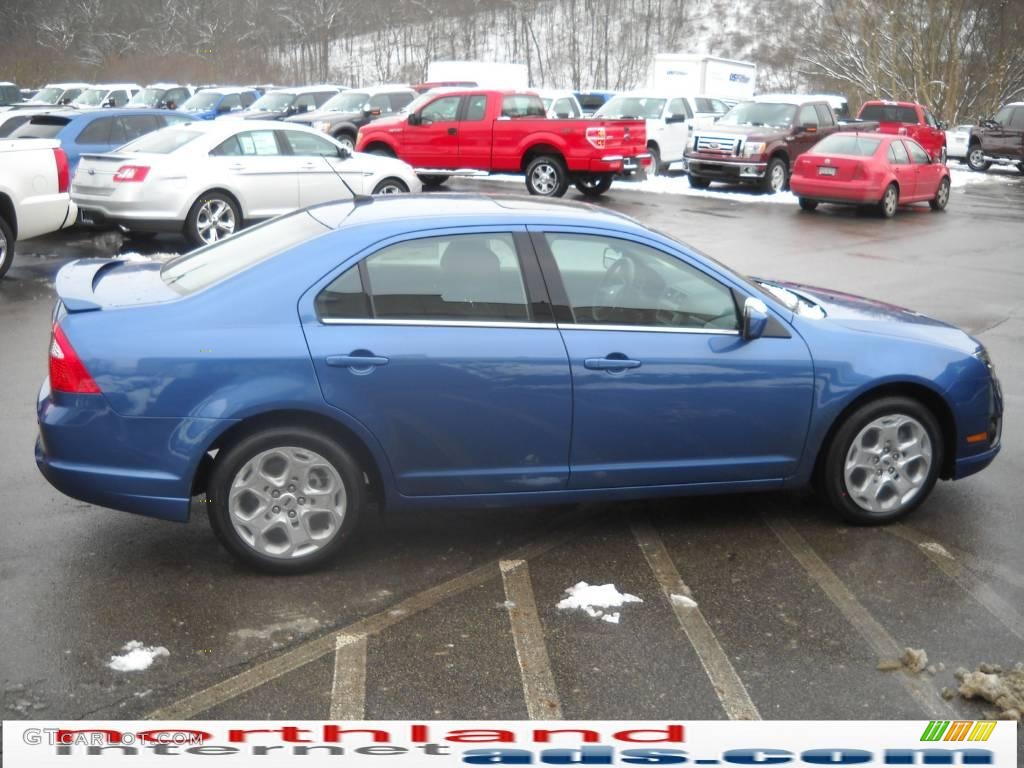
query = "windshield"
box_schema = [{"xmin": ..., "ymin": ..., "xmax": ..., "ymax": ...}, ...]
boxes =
[
  {"xmin": 321, "ymin": 92, "xmax": 369, "ymax": 112},
  {"xmin": 246, "ymin": 92, "xmax": 295, "ymax": 112},
  {"xmin": 812, "ymin": 134, "xmax": 882, "ymax": 156},
  {"xmin": 595, "ymin": 96, "xmax": 666, "ymax": 120},
  {"xmin": 119, "ymin": 127, "xmax": 202, "ymax": 154},
  {"xmin": 161, "ymin": 211, "xmax": 329, "ymax": 294},
  {"xmin": 718, "ymin": 102, "xmax": 797, "ymax": 128},
  {"xmin": 181, "ymin": 92, "xmax": 221, "ymax": 111},
  {"xmin": 29, "ymin": 87, "xmax": 63, "ymax": 104},
  {"xmin": 73, "ymin": 88, "xmax": 108, "ymax": 106},
  {"xmin": 129, "ymin": 88, "xmax": 165, "ymax": 107}
]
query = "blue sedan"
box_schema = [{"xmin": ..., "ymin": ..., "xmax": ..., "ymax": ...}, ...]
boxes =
[{"xmin": 36, "ymin": 196, "xmax": 1002, "ymax": 572}]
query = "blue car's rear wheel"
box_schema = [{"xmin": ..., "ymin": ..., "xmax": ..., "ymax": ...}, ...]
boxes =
[
  {"xmin": 821, "ymin": 396, "xmax": 943, "ymax": 524},
  {"xmin": 208, "ymin": 427, "xmax": 365, "ymax": 572}
]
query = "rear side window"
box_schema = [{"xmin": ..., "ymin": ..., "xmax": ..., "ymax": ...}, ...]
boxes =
[
  {"xmin": 389, "ymin": 92, "xmax": 414, "ymax": 111},
  {"xmin": 283, "ymin": 130, "xmax": 338, "ymax": 156},
  {"xmin": 904, "ymin": 140, "xmax": 930, "ymax": 164},
  {"xmin": 814, "ymin": 134, "xmax": 881, "ymax": 156},
  {"xmin": 119, "ymin": 115, "xmax": 160, "ymax": 142},
  {"xmin": 815, "ymin": 104, "xmax": 835, "ymax": 126},
  {"xmin": 76, "ymin": 117, "xmax": 115, "ymax": 144},
  {"xmin": 316, "ymin": 234, "xmax": 530, "ymax": 323},
  {"xmin": 11, "ymin": 116, "xmax": 70, "ymax": 139},
  {"xmin": 859, "ymin": 104, "xmax": 919, "ymax": 123},
  {"xmin": 501, "ymin": 95, "xmax": 545, "ymax": 118},
  {"xmin": 888, "ymin": 140, "xmax": 910, "ymax": 164},
  {"xmin": 162, "ymin": 212, "xmax": 329, "ymax": 294},
  {"xmin": 240, "ymin": 91, "xmax": 257, "ymax": 108},
  {"xmin": 211, "ymin": 130, "xmax": 280, "ymax": 156},
  {"xmin": 464, "ymin": 95, "xmax": 488, "ymax": 121}
]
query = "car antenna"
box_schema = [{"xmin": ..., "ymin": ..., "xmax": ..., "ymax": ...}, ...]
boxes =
[{"xmin": 320, "ymin": 153, "xmax": 374, "ymax": 204}]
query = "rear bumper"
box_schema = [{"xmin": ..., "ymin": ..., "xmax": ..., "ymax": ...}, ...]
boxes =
[
  {"xmin": 789, "ymin": 177, "xmax": 881, "ymax": 203},
  {"xmin": 586, "ymin": 154, "xmax": 650, "ymax": 175},
  {"xmin": 36, "ymin": 380, "xmax": 229, "ymax": 522},
  {"xmin": 684, "ymin": 155, "xmax": 766, "ymax": 180},
  {"xmin": 15, "ymin": 194, "xmax": 77, "ymax": 241},
  {"xmin": 77, "ymin": 208, "xmax": 183, "ymax": 233}
]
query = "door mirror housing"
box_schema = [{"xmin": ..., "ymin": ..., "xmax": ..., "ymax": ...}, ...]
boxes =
[
  {"xmin": 937, "ymin": 120, "xmax": 948, "ymax": 130},
  {"xmin": 742, "ymin": 297, "xmax": 769, "ymax": 341},
  {"xmin": 408, "ymin": 112, "xmax": 422, "ymax": 126},
  {"xmin": 338, "ymin": 145, "xmax": 351, "ymax": 159},
  {"xmin": 801, "ymin": 123, "xmax": 818, "ymax": 133},
  {"xmin": 665, "ymin": 113, "xmax": 688, "ymax": 124}
]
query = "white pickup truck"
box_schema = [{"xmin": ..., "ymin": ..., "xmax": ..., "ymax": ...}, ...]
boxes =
[{"xmin": 0, "ymin": 139, "xmax": 77, "ymax": 277}]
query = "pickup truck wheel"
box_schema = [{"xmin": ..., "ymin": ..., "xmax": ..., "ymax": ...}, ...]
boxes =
[
  {"xmin": 966, "ymin": 145, "xmax": 991, "ymax": 172},
  {"xmin": 417, "ymin": 174, "xmax": 449, "ymax": 188},
  {"xmin": 334, "ymin": 133, "xmax": 355, "ymax": 154},
  {"xmin": 798, "ymin": 197, "xmax": 818, "ymax": 212},
  {"xmin": 762, "ymin": 158, "xmax": 787, "ymax": 194},
  {"xmin": 574, "ymin": 174, "xmax": 613, "ymax": 197},
  {"xmin": 688, "ymin": 174, "xmax": 711, "ymax": 189},
  {"xmin": 819, "ymin": 396, "xmax": 942, "ymax": 525},
  {"xmin": 525, "ymin": 155, "xmax": 569, "ymax": 197},
  {"xmin": 929, "ymin": 177, "xmax": 950, "ymax": 211},
  {"xmin": 647, "ymin": 145, "xmax": 663, "ymax": 175},
  {"xmin": 0, "ymin": 215, "xmax": 13, "ymax": 279},
  {"xmin": 878, "ymin": 183, "xmax": 899, "ymax": 218}
]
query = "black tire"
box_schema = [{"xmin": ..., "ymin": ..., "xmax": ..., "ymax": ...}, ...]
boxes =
[
  {"xmin": 417, "ymin": 174, "xmax": 450, "ymax": 188},
  {"xmin": 966, "ymin": 144, "xmax": 990, "ymax": 172},
  {"xmin": 1018, "ymin": 162, "xmax": 1024, "ymax": 175},
  {"xmin": 372, "ymin": 177, "xmax": 410, "ymax": 195},
  {"xmin": 761, "ymin": 157, "xmax": 787, "ymax": 194},
  {"xmin": 208, "ymin": 427, "xmax": 366, "ymax": 573},
  {"xmin": 878, "ymin": 183, "xmax": 899, "ymax": 218},
  {"xmin": 798, "ymin": 197, "xmax": 818, "ymax": 212},
  {"xmin": 333, "ymin": 132, "xmax": 356, "ymax": 154},
  {"xmin": 819, "ymin": 396, "xmax": 943, "ymax": 525},
  {"xmin": 688, "ymin": 174, "xmax": 711, "ymax": 189},
  {"xmin": 524, "ymin": 155, "xmax": 569, "ymax": 197},
  {"xmin": 0, "ymin": 215, "xmax": 14, "ymax": 279},
  {"xmin": 929, "ymin": 177, "xmax": 950, "ymax": 211},
  {"xmin": 366, "ymin": 145, "xmax": 395, "ymax": 158},
  {"xmin": 185, "ymin": 191, "xmax": 241, "ymax": 247},
  {"xmin": 647, "ymin": 144, "xmax": 663, "ymax": 175},
  {"xmin": 574, "ymin": 174, "xmax": 613, "ymax": 197}
]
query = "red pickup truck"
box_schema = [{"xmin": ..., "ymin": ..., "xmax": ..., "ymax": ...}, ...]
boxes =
[
  {"xmin": 356, "ymin": 89, "xmax": 648, "ymax": 198},
  {"xmin": 856, "ymin": 100, "xmax": 947, "ymax": 163}
]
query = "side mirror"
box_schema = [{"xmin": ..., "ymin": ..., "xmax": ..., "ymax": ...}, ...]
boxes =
[
  {"xmin": 801, "ymin": 123, "xmax": 818, "ymax": 133},
  {"xmin": 338, "ymin": 145, "xmax": 351, "ymax": 159},
  {"xmin": 937, "ymin": 120, "xmax": 948, "ymax": 130},
  {"xmin": 408, "ymin": 113, "xmax": 422, "ymax": 126},
  {"xmin": 665, "ymin": 114, "xmax": 688, "ymax": 124},
  {"xmin": 742, "ymin": 297, "xmax": 769, "ymax": 341},
  {"xmin": 105, "ymin": 97, "xmax": 116, "ymax": 107}
]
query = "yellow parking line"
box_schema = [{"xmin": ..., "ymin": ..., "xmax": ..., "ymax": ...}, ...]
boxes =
[{"xmin": 500, "ymin": 559, "xmax": 563, "ymax": 720}]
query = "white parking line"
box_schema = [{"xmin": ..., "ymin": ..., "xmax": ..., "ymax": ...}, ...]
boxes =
[
  {"xmin": 888, "ymin": 523, "xmax": 1024, "ymax": 590},
  {"xmin": 764, "ymin": 516, "xmax": 953, "ymax": 717},
  {"xmin": 329, "ymin": 634, "xmax": 368, "ymax": 720},
  {"xmin": 631, "ymin": 516, "xmax": 761, "ymax": 720},
  {"xmin": 500, "ymin": 559, "xmax": 563, "ymax": 720},
  {"xmin": 148, "ymin": 516, "xmax": 589, "ymax": 719}
]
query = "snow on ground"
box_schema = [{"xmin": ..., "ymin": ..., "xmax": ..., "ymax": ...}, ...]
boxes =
[
  {"xmin": 919, "ymin": 541, "xmax": 955, "ymax": 559},
  {"xmin": 107, "ymin": 641, "xmax": 170, "ymax": 672},
  {"xmin": 117, "ymin": 252, "xmax": 178, "ymax": 263},
  {"xmin": 947, "ymin": 165, "xmax": 1021, "ymax": 188},
  {"xmin": 671, "ymin": 593, "xmax": 699, "ymax": 609},
  {"xmin": 557, "ymin": 581, "xmax": 643, "ymax": 622}
]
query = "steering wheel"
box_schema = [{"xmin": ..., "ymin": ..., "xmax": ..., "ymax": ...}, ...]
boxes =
[{"xmin": 592, "ymin": 255, "xmax": 635, "ymax": 323}]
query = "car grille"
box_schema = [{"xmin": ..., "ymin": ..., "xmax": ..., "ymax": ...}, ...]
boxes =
[{"xmin": 694, "ymin": 136, "xmax": 740, "ymax": 156}]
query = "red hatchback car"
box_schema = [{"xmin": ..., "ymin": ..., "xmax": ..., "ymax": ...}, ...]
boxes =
[{"xmin": 790, "ymin": 133, "xmax": 951, "ymax": 218}]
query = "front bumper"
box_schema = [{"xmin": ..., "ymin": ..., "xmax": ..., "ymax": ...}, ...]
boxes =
[{"xmin": 684, "ymin": 155, "xmax": 767, "ymax": 180}]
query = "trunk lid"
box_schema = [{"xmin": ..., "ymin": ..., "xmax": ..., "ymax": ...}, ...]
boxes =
[
  {"xmin": 55, "ymin": 258, "xmax": 180, "ymax": 313},
  {"xmin": 793, "ymin": 152, "xmax": 865, "ymax": 182}
]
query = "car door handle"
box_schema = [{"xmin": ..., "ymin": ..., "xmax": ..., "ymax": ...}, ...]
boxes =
[
  {"xmin": 447, "ymin": 127, "xmax": 457, "ymax": 135},
  {"xmin": 326, "ymin": 354, "xmax": 389, "ymax": 368},
  {"xmin": 227, "ymin": 163, "xmax": 245, "ymax": 171},
  {"xmin": 584, "ymin": 356, "xmax": 641, "ymax": 371}
]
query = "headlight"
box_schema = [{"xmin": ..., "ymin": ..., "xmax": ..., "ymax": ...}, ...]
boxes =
[
  {"xmin": 742, "ymin": 141, "xmax": 766, "ymax": 158},
  {"xmin": 313, "ymin": 121, "xmax": 332, "ymax": 133}
]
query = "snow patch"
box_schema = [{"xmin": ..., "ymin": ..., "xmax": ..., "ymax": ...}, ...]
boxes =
[
  {"xmin": 232, "ymin": 617, "xmax": 320, "ymax": 641},
  {"xmin": 107, "ymin": 641, "xmax": 169, "ymax": 672},
  {"xmin": 556, "ymin": 581, "xmax": 642, "ymax": 621},
  {"xmin": 117, "ymin": 252, "xmax": 178, "ymax": 263},
  {"xmin": 947, "ymin": 166, "xmax": 1020, "ymax": 188},
  {"xmin": 919, "ymin": 541, "xmax": 954, "ymax": 559},
  {"xmin": 671, "ymin": 593, "xmax": 699, "ymax": 609}
]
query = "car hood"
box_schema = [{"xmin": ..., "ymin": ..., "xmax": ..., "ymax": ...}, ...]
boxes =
[
  {"xmin": 694, "ymin": 124, "xmax": 785, "ymax": 141},
  {"xmin": 365, "ymin": 114, "xmax": 404, "ymax": 132},
  {"xmin": 239, "ymin": 110, "xmax": 286, "ymax": 120},
  {"xmin": 760, "ymin": 279, "xmax": 979, "ymax": 353}
]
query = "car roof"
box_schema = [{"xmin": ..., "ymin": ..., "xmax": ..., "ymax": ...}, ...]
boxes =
[
  {"xmin": 305, "ymin": 193, "xmax": 641, "ymax": 233},
  {"xmin": 196, "ymin": 86, "xmax": 257, "ymax": 96},
  {"xmin": 276, "ymin": 85, "xmax": 340, "ymax": 95},
  {"xmin": 165, "ymin": 117, "xmax": 323, "ymax": 135},
  {"xmin": 46, "ymin": 82, "xmax": 91, "ymax": 89},
  {"xmin": 861, "ymin": 99, "xmax": 919, "ymax": 108},
  {"xmin": 610, "ymin": 90, "xmax": 676, "ymax": 99},
  {"xmin": 144, "ymin": 82, "xmax": 187, "ymax": 89},
  {"xmin": 754, "ymin": 94, "xmax": 817, "ymax": 105},
  {"xmin": 30, "ymin": 107, "xmax": 173, "ymax": 122},
  {"xmin": 347, "ymin": 85, "xmax": 415, "ymax": 95},
  {"xmin": 86, "ymin": 83, "xmax": 140, "ymax": 90}
]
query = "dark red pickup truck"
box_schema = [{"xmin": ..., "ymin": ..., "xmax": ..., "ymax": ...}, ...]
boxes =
[{"xmin": 356, "ymin": 88, "xmax": 648, "ymax": 198}]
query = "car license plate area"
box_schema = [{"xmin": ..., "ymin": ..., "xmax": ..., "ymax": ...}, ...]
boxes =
[{"xmin": 818, "ymin": 166, "xmax": 837, "ymax": 176}]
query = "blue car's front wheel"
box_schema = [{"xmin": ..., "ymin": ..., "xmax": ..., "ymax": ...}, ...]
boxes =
[
  {"xmin": 208, "ymin": 427, "xmax": 366, "ymax": 573},
  {"xmin": 821, "ymin": 396, "xmax": 943, "ymax": 524}
]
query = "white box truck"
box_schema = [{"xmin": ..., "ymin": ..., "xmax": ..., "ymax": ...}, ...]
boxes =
[
  {"xmin": 426, "ymin": 61, "xmax": 530, "ymax": 90},
  {"xmin": 647, "ymin": 54, "xmax": 757, "ymax": 102}
]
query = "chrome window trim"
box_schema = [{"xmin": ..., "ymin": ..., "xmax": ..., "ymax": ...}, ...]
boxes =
[
  {"xmin": 565, "ymin": 323, "xmax": 739, "ymax": 335},
  {"xmin": 321, "ymin": 318, "xmax": 557, "ymax": 329}
]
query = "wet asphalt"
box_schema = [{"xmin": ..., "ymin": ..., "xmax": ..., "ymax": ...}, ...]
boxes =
[{"xmin": 0, "ymin": 168, "xmax": 1022, "ymax": 727}]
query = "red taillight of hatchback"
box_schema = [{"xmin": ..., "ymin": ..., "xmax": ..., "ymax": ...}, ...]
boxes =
[
  {"xmin": 113, "ymin": 165, "xmax": 150, "ymax": 183},
  {"xmin": 50, "ymin": 324, "xmax": 101, "ymax": 394},
  {"xmin": 53, "ymin": 148, "xmax": 69, "ymax": 193}
]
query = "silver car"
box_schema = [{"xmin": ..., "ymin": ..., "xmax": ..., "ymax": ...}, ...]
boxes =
[{"xmin": 71, "ymin": 119, "xmax": 422, "ymax": 245}]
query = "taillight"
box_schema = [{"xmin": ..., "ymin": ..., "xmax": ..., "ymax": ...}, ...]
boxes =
[
  {"xmin": 852, "ymin": 162, "xmax": 866, "ymax": 180},
  {"xmin": 113, "ymin": 165, "xmax": 150, "ymax": 183},
  {"xmin": 53, "ymin": 148, "xmax": 69, "ymax": 193},
  {"xmin": 585, "ymin": 126, "xmax": 607, "ymax": 149},
  {"xmin": 49, "ymin": 324, "xmax": 101, "ymax": 394}
]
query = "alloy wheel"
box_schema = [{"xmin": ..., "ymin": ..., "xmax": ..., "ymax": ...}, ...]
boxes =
[
  {"xmin": 531, "ymin": 163, "xmax": 558, "ymax": 195},
  {"xmin": 769, "ymin": 162, "xmax": 785, "ymax": 193},
  {"xmin": 228, "ymin": 446, "xmax": 348, "ymax": 559},
  {"xmin": 196, "ymin": 200, "xmax": 236, "ymax": 243},
  {"xmin": 843, "ymin": 414, "xmax": 933, "ymax": 515},
  {"xmin": 883, "ymin": 186, "xmax": 898, "ymax": 217},
  {"xmin": 936, "ymin": 179, "xmax": 949, "ymax": 208}
]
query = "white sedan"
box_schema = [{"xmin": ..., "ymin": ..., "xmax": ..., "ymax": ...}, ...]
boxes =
[
  {"xmin": 945, "ymin": 124, "xmax": 973, "ymax": 161},
  {"xmin": 71, "ymin": 119, "xmax": 421, "ymax": 245}
]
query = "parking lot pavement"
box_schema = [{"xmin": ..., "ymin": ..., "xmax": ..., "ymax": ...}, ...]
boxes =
[{"xmin": 1, "ymin": 173, "xmax": 1022, "ymax": 723}]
